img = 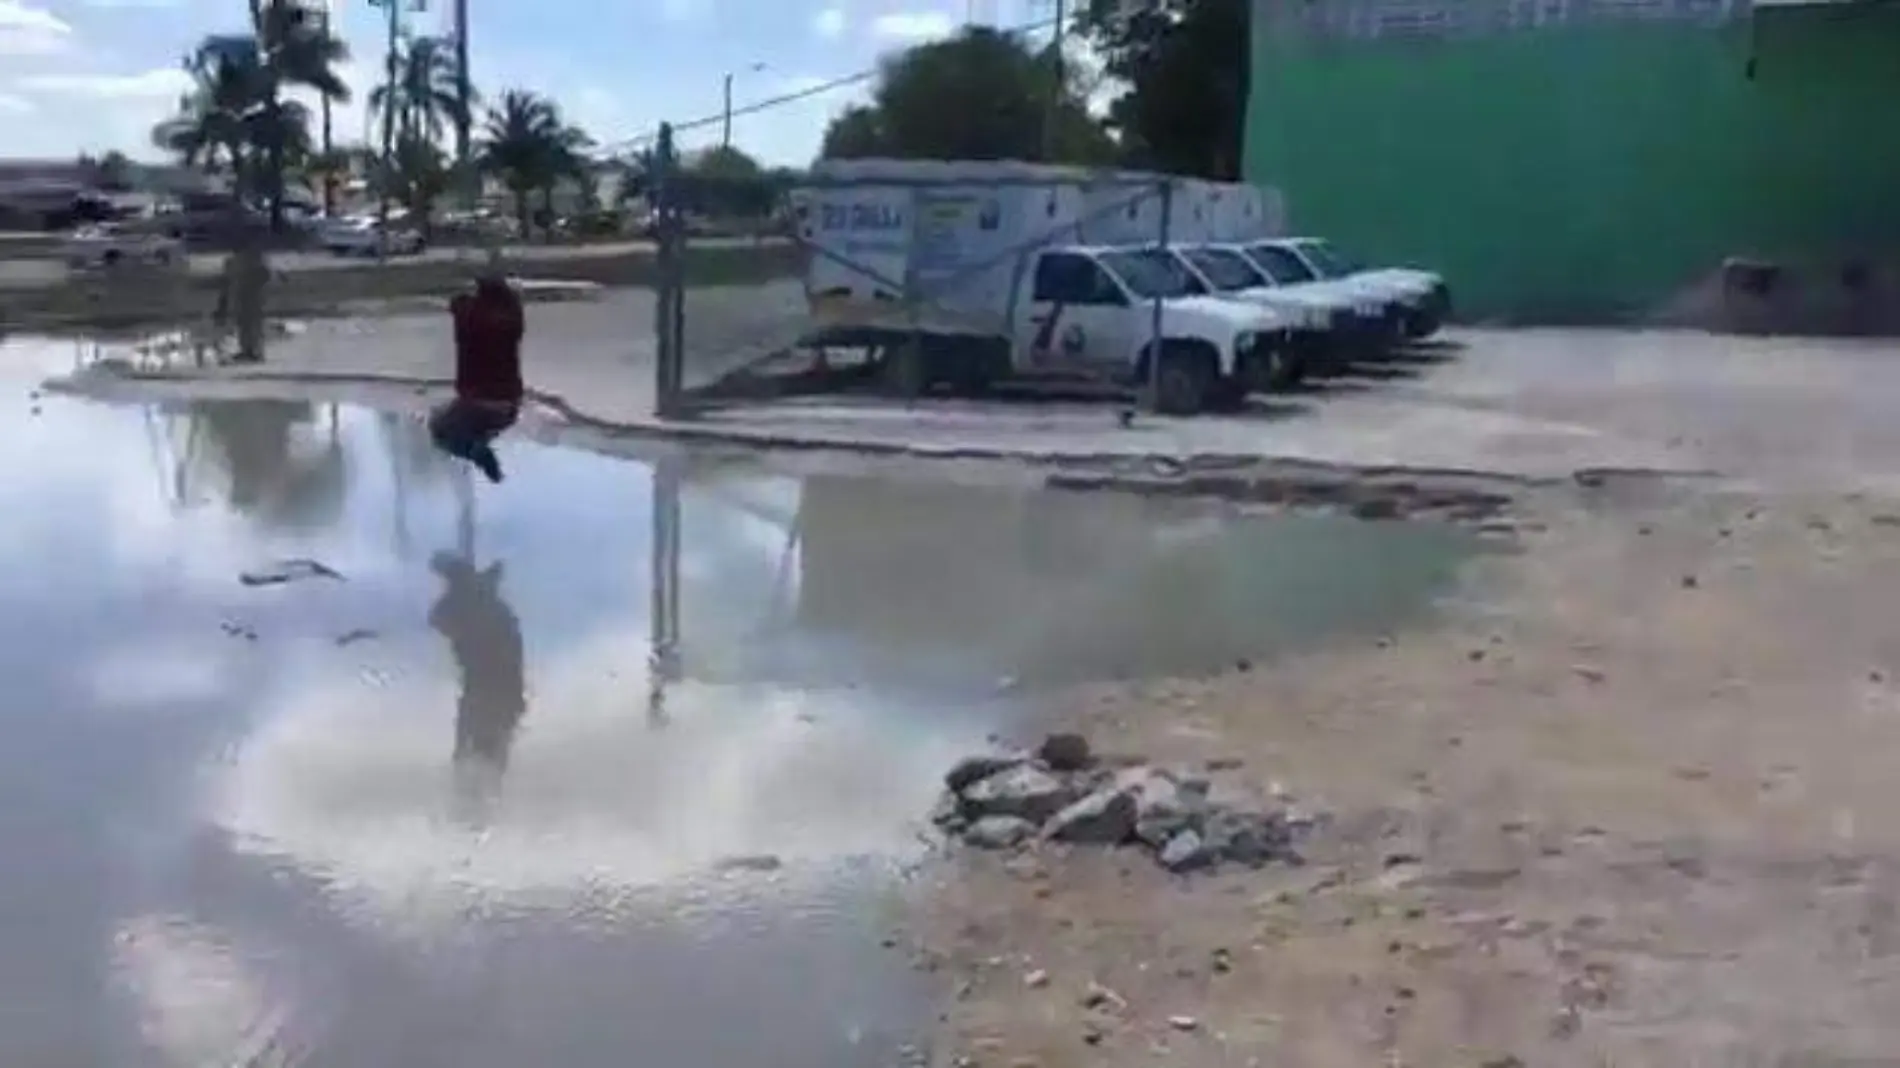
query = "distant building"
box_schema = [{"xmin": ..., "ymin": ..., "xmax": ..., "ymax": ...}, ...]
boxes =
[
  {"xmin": 1245, "ymin": 0, "xmax": 1900, "ymax": 322},
  {"xmin": 0, "ymin": 158, "xmax": 222, "ymax": 228}
]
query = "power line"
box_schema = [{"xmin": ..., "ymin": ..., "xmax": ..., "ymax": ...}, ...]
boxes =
[{"xmin": 591, "ymin": 12, "xmax": 1065, "ymax": 159}]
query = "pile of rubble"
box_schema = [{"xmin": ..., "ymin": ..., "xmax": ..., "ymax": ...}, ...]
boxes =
[{"xmin": 930, "ymin": 733, "xmax": 1308, "ymax": 873}]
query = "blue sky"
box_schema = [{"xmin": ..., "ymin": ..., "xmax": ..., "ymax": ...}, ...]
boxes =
[{"xmin": 0, "ymin": 0, "xmax": 1070, "ymax": 166}]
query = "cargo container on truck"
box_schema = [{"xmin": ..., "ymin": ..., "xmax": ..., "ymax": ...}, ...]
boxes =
[{"xmin": 793, "ymin": 159, "xmax": 1297, "ymax": 414}]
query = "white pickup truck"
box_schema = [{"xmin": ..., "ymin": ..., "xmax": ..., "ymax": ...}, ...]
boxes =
[
  {"xmin": 1167, "ymin": 243, "xmax": 1395, "ymax": 379},
  {"xmin": 1242, "ymin": 238, "xmax": 1451, "ymax": 339},
  {"xmin": 794, "ymin": 163, "xmax": 1297, "ymax": 414}
]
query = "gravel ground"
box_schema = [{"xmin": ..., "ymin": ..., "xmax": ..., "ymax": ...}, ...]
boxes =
[{"xmin": 904, "ymin": 487, "xmax": 1900, "ymax": 1066}]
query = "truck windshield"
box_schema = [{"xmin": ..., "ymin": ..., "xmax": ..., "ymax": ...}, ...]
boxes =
[
  {"xmin": 1297, "ymin": 240, "xmax": 1364, "ymax": 277},
  {"xmin": 1182, "ymin": 248, "xmax": 1266, "ymax": 292},
  {"xmin": 1098, "ymin": 249, "xmax": 1198, "ymax": 300},
  {"xmin": 1245, "ymin": 243, "xmax": 1319, "ymax": 284}
]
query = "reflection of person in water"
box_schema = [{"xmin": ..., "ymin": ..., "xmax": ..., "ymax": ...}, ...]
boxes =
[{"xmin": 428, "ymin": 552, "xmax": 526, "ymax": 821}]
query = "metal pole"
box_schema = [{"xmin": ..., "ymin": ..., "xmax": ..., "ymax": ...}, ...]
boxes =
[
  {"xmin": 319, "ymin": 2, "xmax": 334, "ymax": 217},
  {"xmin": 454, "ymin": 0, "xmax": 472, "ymax": 210},
  {"xmin": 647, "ymin": 450, "xmax": 681, "ymax": 728},
  {"xmin": 652, "ymin": 123, "xmax": 680, "ymax": 418},
  {"xmin": 1148, "ymin": 179, "xmax": 1171, "ymax": 412},
  {"xmin": 1043, "ymin": 0, "xmax": 1066, "ymax": 161},
  {"xmin": 376, "ymin": 0, "xmax": 401, "ymax": 259},
  {"xmin": 720, "ymin": 73, "xmax": 734, "ymax": 149}
]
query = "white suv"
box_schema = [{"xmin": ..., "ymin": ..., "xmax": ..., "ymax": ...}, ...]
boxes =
[
  {"xmin": 63, "ymin": 224, "xmax": 185, "ymax": 271},
  {"xmin": 319, "ymin": 216, "xmax": 426, "ymax": 257}
]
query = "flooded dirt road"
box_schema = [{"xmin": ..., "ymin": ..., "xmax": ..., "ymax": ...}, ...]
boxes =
[{"xmin": 0, "ymin": 335, "xmax": 1478, "ymax": 1067}]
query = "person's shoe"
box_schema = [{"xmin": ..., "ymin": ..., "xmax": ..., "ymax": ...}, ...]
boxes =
[{"xmin": 473, "ymin": 449, "xmax": 504, "ymax": 484}]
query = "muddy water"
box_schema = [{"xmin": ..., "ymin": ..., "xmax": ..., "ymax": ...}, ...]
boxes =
[{"xmin": 2, "ymin": 335, "xmax": 1479, "ymax": 1067}]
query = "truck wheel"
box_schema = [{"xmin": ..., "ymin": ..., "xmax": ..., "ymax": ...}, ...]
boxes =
[
  {"xmin": 1403, "ymin": 309, "xmax": 1442, "ymax": 340},
  {"xmin": 880, "ymin": 344, "xmax": 929, "ymax": 398},
  {"xmin": 1148, "ymin": 342, "xmax": 1218, "ymax": 416}
]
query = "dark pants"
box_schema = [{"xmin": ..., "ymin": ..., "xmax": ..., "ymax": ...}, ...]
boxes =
[{"xmin": 429, "ymin": 398, "xmax": 517, "ymax": 472}]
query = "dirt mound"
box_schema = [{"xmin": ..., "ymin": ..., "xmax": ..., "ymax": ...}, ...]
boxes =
[{"xmin": 1654, "ymin": 256, "xmax": 1900, "ymax": 336}]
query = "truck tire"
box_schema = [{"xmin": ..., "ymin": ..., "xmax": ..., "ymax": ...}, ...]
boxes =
[
  {"xmin": 880, "ymin": 343, "xmax": 929, "ymax": 398},
  {"xmin": 1146, "ymin": 341, "xmax": 1219, "ymax": 416},
  {"xmin": 1403, "ymin": 309, "xmax": 1442, "ymax": 340}
]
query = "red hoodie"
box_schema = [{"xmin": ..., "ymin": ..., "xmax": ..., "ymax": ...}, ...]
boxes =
[{"xmin": 450, "ymin": 278, "xmax": 524, "ymax": 405}]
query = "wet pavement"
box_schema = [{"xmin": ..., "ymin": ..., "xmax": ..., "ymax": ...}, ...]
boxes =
[{"xmin": 1, "ymin": 334, "xmax": 1479, "ymax": 1067}]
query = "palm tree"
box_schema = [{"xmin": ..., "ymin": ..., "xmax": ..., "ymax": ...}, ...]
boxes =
[
  {"xmin": 371, "ymin": 35, "xmax": 467, "ymax": 148},
  {"xmin": 538, "ymin": 122, "xmax": 594, "ymax": 235},
  {"xmin": 389, "ymin": 131, "xmax": 451, "ymax": 236},
  {"xmin": 184, "ymin": 400, "xmax": 349, "ymax": 531},
  {"xmin": 152, "ymin": 38, "xmax": 260, "ymax": 186},
  {"xmin": 154, "ymin": 3, "xmax": 348, "ymax": 230},
  {"xmin": 246, "ymin": 0, "xmax": 349, "ymax": 229},
  {"xmin": 477, "ymin": 89, "xmax": 560, "ymax": 238}
]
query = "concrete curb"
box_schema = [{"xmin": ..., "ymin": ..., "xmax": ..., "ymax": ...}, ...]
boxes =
[{"xmin": 43, "ymin": 361, "xmax": 1726, "ymax": 504}]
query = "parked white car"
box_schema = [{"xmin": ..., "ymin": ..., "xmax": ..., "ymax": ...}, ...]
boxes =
[
  {"xmin": 1246, "ymin": 238, "xmax": 1450, "ymax": 339},
  {"xmin": 319, "ymin": 216, "xmax": 425, "ymax": 257},
  {"xmin": 62, "ymin": 225, "xmax": 185, "ymax": 271}
]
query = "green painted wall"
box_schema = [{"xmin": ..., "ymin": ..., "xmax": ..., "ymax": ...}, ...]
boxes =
[{"xmin": 1245, "ymin": 3, "xmax": 1900, "ymax": 321}]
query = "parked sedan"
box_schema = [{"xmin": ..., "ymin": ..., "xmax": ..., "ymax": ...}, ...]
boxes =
[
  {"xmin": 319, "ymin": 216, "xmax": 426, "ymax": 257},
  {"xmin": 62, "ymin": 224, "xmax": 185, "ymax": 270}
]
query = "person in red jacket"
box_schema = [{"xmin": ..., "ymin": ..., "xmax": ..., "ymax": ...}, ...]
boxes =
[{"xmin": 430, "ymin": 270, "xmax": 524, "ymax": 483}]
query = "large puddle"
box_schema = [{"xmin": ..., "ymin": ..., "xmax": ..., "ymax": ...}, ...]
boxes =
[{"xmin": 2, "ymin": 335, "xmax": 1481, "ymax": 1066}]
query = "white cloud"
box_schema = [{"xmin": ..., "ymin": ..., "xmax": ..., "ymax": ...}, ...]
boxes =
[
  {"xmin": 0, "ymin": 0, "xmax": 72, "ymax": 55},
  {"xmin": 870, "ymin": 10, "xmax": 955, "ymax": 40},
  {"xmin": 0, "ymin": 92, "xmax": 32, "ymax": 113},
  {"xmin": 213, "ymin": 621, "xmax": 993, "ymax": 927},
  {"xmin": 20, "ymin": 68, "xmax": 192, "ymax": 99},
  {"xmin": 812, "ymin": 6, "xmax": 846, "ymax": 36}
]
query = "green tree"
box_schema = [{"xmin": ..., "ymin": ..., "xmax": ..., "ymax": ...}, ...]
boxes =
[
  {"xmin": 1081, "ymin": 0, "xmax": 1248, "ymax": 179},
  {"xmin": 478, "ymin": 90, "xmax": 556, "ymax": 237},
  {"xmin": 152, "ymin": 3, "xmax": 349, "ymax": 228},
  {"xmin": 152, "ymin": 40, "xmax": 260, "ymax": 184},
  {"xmin": 678, "ymin": 145, "xmax": 778, "ymax": 217},
  {"xmin": 477, "ymin": 89, "xmax": 590, "ymax": 238},
  {"xmin": 818, "ymin": 105, "xmax": 883, "ymax": 160},
  {"xmin": 250, "ymin": 0, "xmax": 351, "ymax": 228},
  {"xmin": 371, "ymin": 35, "xmax": 468, "ymax": 149},
  {"xmin": 816, "ymin": 26, "xmax": 1113, "ymax": 164},
  {"xmin": 387, "ymin": 132, "xmax": 452, "ymax": 235},
  {"xmin": 186, "ymin": 400, "xmax": 348, "ymax": 532},
  {"xmin": 83, "ymin": 151, "xmax": 135, "ymax": 191}
]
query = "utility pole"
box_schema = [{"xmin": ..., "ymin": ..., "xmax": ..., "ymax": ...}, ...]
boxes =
[
  {"xmin": 719, "ymin": 63, "xmax": 765, "ymax": 151},
  {"xmin": 453, "ymin": 0, "xmax": 472, "ymax": 210},
  {"xmin": 1042, "ymin": 0, "xmax": 1066, "ymax": 162},
  {"xmin": 720, "ymin": 73, "xmax": 733, "ymax": 149},
  {"xmin": 370, "ymin": 0, "xmax": 421, "ymax": 258},
  {"xmin": 319, "ymin": 0, "xmax": 334, "ymax": 216}
]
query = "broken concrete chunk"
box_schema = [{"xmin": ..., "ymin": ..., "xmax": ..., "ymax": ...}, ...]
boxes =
[
  {"xmin": 944, "ymin": 753, "xmax": 1025, "ymax": 794},
  {"xmin": 1044, "ymin": 787, "xmax": 1138, "ymax": 845},
  {"xmin": 1128, "ymin": 771, "xmax": 1205, "ymax": 847},
  {"xmin": 935, "ymin": 736, "xmax": 1310, "ymax": 876},
  {"xmin": 1035, "ymin": 732, "xmax": 1093, "ymax": 772},
  {"xmin": 961, "ymin": 764, "xmax": 1076, "ymax": 824},
  {"xmin": 1159, "ymin": 829, "xmax": 1213, "ymax": 872},
  {"xmin": 1205, "ymin": 809, "xmax": 1294, "ymax": 868},
  {"xmin": 929, "ymin": 791, "xmax": 970, "ymax": 833},
  {"xmin": 964, "ymin": 815, "xmax": 1037, "ymax": 850}
]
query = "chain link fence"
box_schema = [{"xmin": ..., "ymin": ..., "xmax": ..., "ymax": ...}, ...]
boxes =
[{"xmin": 646, "ymin": 124, "xmax": 1237, "ymax": 418}]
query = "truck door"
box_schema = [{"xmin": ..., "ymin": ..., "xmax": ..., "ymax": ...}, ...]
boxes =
[{"xmin": 1015, "ymin": 251, "xmax": 1137, "ymax": 377}]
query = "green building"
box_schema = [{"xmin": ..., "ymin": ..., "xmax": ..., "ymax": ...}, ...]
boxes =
[{"xmin": 1244, "ymin": 0, "xmax": 1900, "ymax": 322}]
